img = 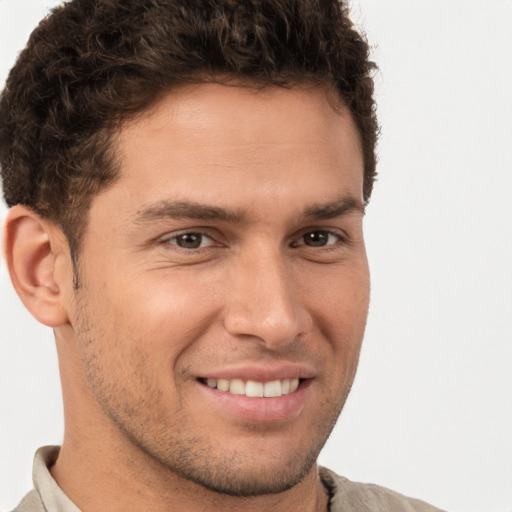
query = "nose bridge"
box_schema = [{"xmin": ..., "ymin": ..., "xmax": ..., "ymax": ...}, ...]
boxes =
[{"xmin": 223, "ymin": 244, "xmax": 309, "ymax": 347}]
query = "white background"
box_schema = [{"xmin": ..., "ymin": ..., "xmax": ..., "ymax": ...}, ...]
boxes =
[{"xmin": 1, "ymin": 1, "xmax": 511, "ymax": 511}]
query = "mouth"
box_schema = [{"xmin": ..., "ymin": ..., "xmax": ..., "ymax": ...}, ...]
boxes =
[
  {"xmin": 195, "ymin": 365, "xmax": 314, "ymax": 422},
  {"xmin": 198, "ymin": 377, "xmax": 301, "ymax": 398}
]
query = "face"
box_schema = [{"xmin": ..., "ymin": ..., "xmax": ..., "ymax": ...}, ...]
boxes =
[{"xmin": 67, "ymin": 83, "xmax": 369, "ymax": 496}]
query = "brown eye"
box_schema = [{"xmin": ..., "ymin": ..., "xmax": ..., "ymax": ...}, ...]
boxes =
[
  {"xmin": 298, "ymin": 230, "xmax": 341, "ymax": 247},
  {"xmin": 168, "ymin": 232, "xmax": 214, "ymax": 249},
  {"xmin": 303, "ymin": 231, "xmax": 329, "ymax": 247}
]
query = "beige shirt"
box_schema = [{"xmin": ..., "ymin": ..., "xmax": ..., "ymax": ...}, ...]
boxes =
[{"xmin": 14, "ymin": 446, "xmax": 446, "ymax": 512}]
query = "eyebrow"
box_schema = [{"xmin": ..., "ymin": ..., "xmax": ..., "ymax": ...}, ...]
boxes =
[
  {"xmin": 131, "ymin": 195, "xmax": 365, "ymax": 225},
  {"xmin": 300, "ymin": 196, "xmax": 366, "ymax": 220},
  {"xmin": 132, "ymin": 200, "xmax": 247, "ymax": 224}
]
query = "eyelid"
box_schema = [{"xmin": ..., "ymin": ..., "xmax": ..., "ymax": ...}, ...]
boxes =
[
  {"xmin": 292, "ymin": 228, "xmax": 347, "ymax": 247},
  {"xmin": 160, "ymin": 229, "xmax": 217, "ymax": 249}
]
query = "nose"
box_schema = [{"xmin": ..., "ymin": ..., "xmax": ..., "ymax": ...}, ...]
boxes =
[{"xmin": 222, "ymin": 249, "xmax": 312, "ymax": 349}]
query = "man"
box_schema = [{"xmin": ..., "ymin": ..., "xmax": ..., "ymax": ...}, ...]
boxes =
[{"xmin": 1, "ymin": 0, "xmax": 445, "ymax": 511}]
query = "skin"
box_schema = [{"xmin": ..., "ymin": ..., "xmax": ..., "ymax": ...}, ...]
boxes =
[{"xmin": 6, "ymin": 83, "xmax": 369, "ymax": 512}]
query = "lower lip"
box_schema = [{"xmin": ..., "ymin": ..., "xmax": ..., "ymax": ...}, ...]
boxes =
[{"xmin": 197, "ymin": 380, "xmax": 312, "ymax": 423}]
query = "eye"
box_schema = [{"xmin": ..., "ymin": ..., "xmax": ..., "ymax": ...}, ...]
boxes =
[
  {"xmin": 295, "ymin": 230, "xmax": 342, "ymax": 247},
  {"xmin": 166, "ymin": 232, "xmax": 215, "ymax": 249}
]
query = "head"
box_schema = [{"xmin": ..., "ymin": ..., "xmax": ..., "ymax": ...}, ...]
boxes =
[
  {"xmin": 1, "ymin": 0, "xmax": 378, "ymax": 505},
  {"xmin": 0, "ymin": 0, "xmax": 377, "ymax": 263}
]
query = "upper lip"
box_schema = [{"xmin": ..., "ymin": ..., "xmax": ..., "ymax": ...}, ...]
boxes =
[{"xmin": 197, "ymin": 363, "xmax": 316, "ymax": 383}]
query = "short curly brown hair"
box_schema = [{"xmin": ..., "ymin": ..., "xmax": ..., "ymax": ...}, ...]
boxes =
[{"xmin": 0, "ymin": 0, "xmax": 378, "ymax": 260}]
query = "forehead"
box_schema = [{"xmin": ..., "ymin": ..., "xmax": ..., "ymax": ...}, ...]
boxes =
[
  {"xmin": 101, "ymin": 83, "xmax": 364, "ymax": 218},
  {"xmin": 123, "ymin": 82, "xmax": 360, "ymax": 152}
]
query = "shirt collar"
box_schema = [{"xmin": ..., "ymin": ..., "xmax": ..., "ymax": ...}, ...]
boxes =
[{"xmin": 33, "ymin": 446, "xmax": 81, "ymax": 512}]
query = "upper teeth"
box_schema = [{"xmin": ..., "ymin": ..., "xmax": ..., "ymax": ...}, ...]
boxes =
[{"xmin": 206, "ymin": 378, "xmax": 299, "ymax": 397}]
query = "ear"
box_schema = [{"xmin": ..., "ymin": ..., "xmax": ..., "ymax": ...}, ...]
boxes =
[{"xmin": 3, "ymin": 205, "xmax": 71, "ymax": 327}]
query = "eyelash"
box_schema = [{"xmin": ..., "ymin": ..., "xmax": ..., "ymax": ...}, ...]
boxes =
[
  {"xmin": 162, "ymin": 229, "xmax": 347, "ymax": 252},
  {"xmin": 292, "ymin": 230, "xmax": 345, "ymax": 249},
  {"xmin": 163, "ymin": 230, "xmax": 217, "ymax": 250}
]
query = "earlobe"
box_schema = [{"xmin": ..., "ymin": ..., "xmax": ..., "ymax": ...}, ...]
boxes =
[{"xmin": 4, "ymin": 205, "xmax": 70, "ymax": 327}]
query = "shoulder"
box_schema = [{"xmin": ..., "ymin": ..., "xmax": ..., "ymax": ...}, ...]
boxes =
[
  {"xmin": 320, "ymin": 467, "xmax": 447, "ymax": 512},
  {"xmin": 11, "ymin": 490, "xmax": 45, "ymax": 512}
]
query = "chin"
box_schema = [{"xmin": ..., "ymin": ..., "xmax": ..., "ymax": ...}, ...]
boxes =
[{"xmin": 171, "ymin": 448, "xmax": 319, "ymax": 497}]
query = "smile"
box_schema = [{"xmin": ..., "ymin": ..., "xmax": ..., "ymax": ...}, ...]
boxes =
[{"xmin": 202, "ymin": 378, "xmax": 300, "ymax": 398}]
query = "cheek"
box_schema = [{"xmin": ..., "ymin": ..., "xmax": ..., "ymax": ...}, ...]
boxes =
[
  {"xmin": 305, "ymin": 264, "xmax": 369, "ymax": 377},
  {"xmin": 305, "ymin": 261, "xmax": 370, "ymax": 328},
  {"xmin": 73, "ymin": 288, "xmax": 181, "ymax": 417},
  {"xmin": 78, "ymin": 270, "xmax": 224, "ymax": 395},
  {"xmin": 96, "ymin": 267, "xmax": 219, "ymax": 332}
]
